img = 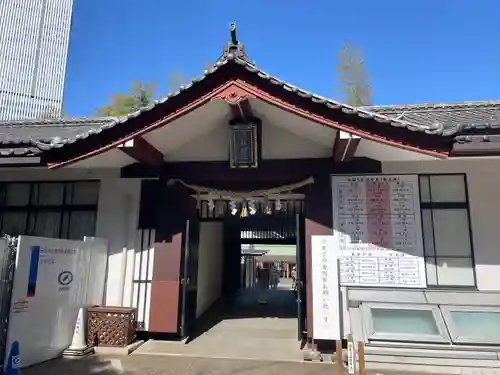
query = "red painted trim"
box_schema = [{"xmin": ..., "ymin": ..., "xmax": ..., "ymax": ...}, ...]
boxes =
[
  {"xmin": 229, "ymin": 80, "xmax": 448, "ymax": 159},
  {"xmin": 48, "ymin": 81, "xmax": 238, "ymax": 169},
  {"xmin": 49, "ymin": 78, "xmax": 448, "ymax": 169}
]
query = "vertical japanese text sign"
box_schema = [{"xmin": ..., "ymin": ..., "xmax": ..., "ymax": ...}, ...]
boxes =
[{"xmin": 311, "ymin": 235, "xmax": 341, "ymax": 340}]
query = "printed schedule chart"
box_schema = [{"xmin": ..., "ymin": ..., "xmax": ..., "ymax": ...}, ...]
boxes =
[{"xmin": 331, "ymin": 175, "xmax": 426, "ymax": 288}]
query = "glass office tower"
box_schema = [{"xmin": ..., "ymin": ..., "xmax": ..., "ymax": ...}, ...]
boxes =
[{"xmin": 0, "ymin": 0, "xmax": 73, "ymax": 120}]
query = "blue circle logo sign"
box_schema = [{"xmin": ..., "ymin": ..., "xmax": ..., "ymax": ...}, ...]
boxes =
[{"xmin": 58, "ymin": 271, "xmax": 73, "ymax": 286}]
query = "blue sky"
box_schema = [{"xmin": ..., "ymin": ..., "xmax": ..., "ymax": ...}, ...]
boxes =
[{"xmin": 64, "ymin": 0, "xmax": 500, "ymax": 116}]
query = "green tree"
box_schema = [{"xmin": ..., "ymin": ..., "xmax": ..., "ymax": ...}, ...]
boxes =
[
  {"xmin": 96, "ymin": 80, "xmax": 157, "ymax": 116},
  {"xmin": 95, "ymin": 68, "xmax": 195, "ymax": 116},
  {"xmin": 336, "ymin": 42, "xmax": 372, "ymax": 107}
]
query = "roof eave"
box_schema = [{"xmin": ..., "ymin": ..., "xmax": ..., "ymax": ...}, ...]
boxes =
[
  {"xmin": 42, "ymin": 57, "xmax": 452, "ymax": 168},
  {"xmin": 451, "ymin": 132, "xmax": 500, "ymax": 157}
]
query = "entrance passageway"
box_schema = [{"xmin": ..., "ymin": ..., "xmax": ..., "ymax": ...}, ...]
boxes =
[{"xmin": 136, "ymin": 213, "xmax": 306, "ymax": 361}]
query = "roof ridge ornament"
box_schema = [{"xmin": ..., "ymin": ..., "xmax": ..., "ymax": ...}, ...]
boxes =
[
  {"xmin": 230, "ymin": 23, "xmax": 238, "ymax": 45},
  {"xmin": 217, "ymin": 23, "xmax": 253, "ymax": 65}
]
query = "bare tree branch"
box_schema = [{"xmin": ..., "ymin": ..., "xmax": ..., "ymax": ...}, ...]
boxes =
[{"xmin": 336, "ymin": 42, "xmax": 372, "ymax": 107}]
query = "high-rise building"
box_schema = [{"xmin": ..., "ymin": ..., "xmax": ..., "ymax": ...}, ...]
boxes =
[{"xmin": 0, "ymin": 0, "xmax": 73, "ymax": 120}]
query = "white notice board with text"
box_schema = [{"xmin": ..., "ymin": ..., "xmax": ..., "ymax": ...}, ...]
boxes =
[{"xmin": 331, "ymin": 174, "xmax": 426, "ymax": 288}]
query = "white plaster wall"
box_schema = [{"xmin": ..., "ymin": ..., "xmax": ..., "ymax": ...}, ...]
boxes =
[
  {"xmin": 382, "ymin": 158, "xmax": 500, "ymax": 291},
  {"xmin": 196, "ymin": 222, "xmax": 224, "ymax": 318},
  {"xmin": 164, "ymin": 124, "xmax": 229, "ymax": 162},
  {"xmin": 95, "ymin": 178, "xmax": 142, "ymax": 306},
  {"xmin": 163, "ymin": 122, "xmax": 332, "ymax": 162},
  {"xmin": 261, "ymin": 122, "xmax": 332, "ymax": 159}
]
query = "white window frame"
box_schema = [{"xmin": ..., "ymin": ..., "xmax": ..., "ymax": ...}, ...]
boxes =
[
  {"xmin": 361, "ymin": 302, "xmax": 450, "ymax": 343},
  {"xmin": 441, "ymin": 305, "xmax": 500, "ymax": 345}
]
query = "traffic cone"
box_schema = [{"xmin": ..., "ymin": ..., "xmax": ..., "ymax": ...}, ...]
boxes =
[{"xmin": 62, "ymin": 307, "xmax": 94, "ymax": 359}]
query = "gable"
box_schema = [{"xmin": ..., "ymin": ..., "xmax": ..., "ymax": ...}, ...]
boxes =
[
  {"xmin": 40, "ymin": 30, "xmax": 452, "ymax": 169},
  {"xmin": 162, "ymin": 113, "xmax": 334, "ymax": 162}
]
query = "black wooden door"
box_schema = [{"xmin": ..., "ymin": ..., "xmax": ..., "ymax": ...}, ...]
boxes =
[
  {"xmin": 179, "ymin": 217, "xmax": 200, "ymax": 339},
  {"xmin": 295, "ymin": 214, "xmax": 306, "ymax": 340},
  {"xmin": 222, "ymin": 220, "xmax": 241, "ymax": 298}
]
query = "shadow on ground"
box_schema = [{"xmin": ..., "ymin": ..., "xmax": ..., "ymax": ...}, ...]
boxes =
[
  {"xmin": 21, "ymin": 355, "xmax": 338, "ymax": 375},
  {"xmin": 188, "ymin": 287, "xmax": 297, "ymax": 343},
  {"xmin": 21, "ymin": 356, "xmax": 126, "ymax": 375},
  {"xmin": 20, "ymin": 354, "xmax": 455, "ymax": 375}
]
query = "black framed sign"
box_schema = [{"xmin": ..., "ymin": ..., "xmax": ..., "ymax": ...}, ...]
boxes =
[{"xmin": 229, "ymin": 122, "xmax": 258, "ymax": 168}]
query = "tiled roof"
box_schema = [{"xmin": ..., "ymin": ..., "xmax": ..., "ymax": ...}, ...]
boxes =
[
  {"xmin": 0, "ymin": 27, "xmax": 447, "ymax": 156},
  {"xmin": 365, "ymin": 101, "xmax": 500, "ymax": 136},
  {"xmin": 0, "ymin": 117, "xmax": 116, "ymax": 156},
  {"xmin": 0, "ymin": 26, "xmax": 498, "ymax": 157}
]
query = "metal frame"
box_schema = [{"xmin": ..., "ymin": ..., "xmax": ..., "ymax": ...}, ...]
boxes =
[
  {"xmin": 361, "ymin": 302, "xmax": 450, "ymax": 343},
  {"xmin": 0, "ymin": 237, "xmax": 16, "ymax": 371},
  {"xmin": 441, "ymin": 305, "xmax": 500, "ymax": 345},
  {"xmin": 418, "ymin": 173, "xmax": 477, "ymax": 288}
]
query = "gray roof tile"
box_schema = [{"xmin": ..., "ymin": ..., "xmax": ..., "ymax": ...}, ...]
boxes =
[
  {"xmin": 0, "ymin": 117, "xmax": 116, "ymax": 156},
  {"xmin": 364, "ymin": 101, "xmax": 500, "ymax": 136},
  {"xmin": 11, "ymin": 54, "xmax": 439, "ymax": 153},
  {"xmin": 0, "ymin": 28, "xmax": 497, "ymax": 157}
]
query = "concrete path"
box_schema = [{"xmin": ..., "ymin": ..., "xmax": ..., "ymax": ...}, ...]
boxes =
[
  {"xmin": 133, "ymin": 320, "xmax": 301, "ymax": 362},
  {"xmin": 134, "ymin": 286, "xmax": 303, "ymax": 362},
  {"xmin": 22, "ymin": 356, "xmax": 124, "ymax": 375},
  {"xmin": 21, "ymin": 355, "xmax": 459, "ymax": 375},
  {"xmin": 21, "ymin": 355, "xmax": 341, "ymax": 375},
  {"xmin": 123, "ymin": 355, "xmax": 340, "ymax": 375}
]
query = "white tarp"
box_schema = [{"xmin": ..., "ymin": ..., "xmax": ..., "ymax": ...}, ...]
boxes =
[{"xmin": 5, "ymin": 236, "xmax": 108, "ymax": 368}]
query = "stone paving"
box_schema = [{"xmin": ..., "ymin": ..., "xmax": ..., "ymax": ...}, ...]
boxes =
[
  {"xmin": 132, "ymin": 286, "xmax": 304, "ymax": 362},
  {"xmin": 21, "ymin": 354, "xmax": 465, "ymax": 375},
  {"xmin": 133, "ymin": 316, "xmax": 301, "ymax": 362},
  {"xmin": 22, "ymin": 356, "xmax": 123, "ymax": 375},
  {"xmin": 21, "ymin": 355, "xmax": 344, "ymax": 375}
]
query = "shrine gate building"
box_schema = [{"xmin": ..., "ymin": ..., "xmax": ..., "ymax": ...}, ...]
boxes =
[{"xmin": 0, "ymin": 25, "xmax": 500, "ymax": 373}]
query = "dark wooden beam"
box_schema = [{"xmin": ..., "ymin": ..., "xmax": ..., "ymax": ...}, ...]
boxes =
[
  {"xmin": 451, "ymin": 141, "xmax": 500, "ymax": 156},
  {"xmin": 121, "ymin": 157, "xmax": 382, "ymax": 189},
  {"xmin": 229, "ymin": 98, "xmax": 254, "ymax": 120},
  {"xmin": 332, "ymin": 131, "xmax": 361, "ymax": 162},
  {"xmin": 118, "ymin": 136, "xmax": 164, "ymax": 166}
]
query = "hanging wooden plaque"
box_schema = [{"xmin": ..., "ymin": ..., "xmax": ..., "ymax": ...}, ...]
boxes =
[{"xmin": 229, "ymin": 122, "xmax": 258, "ymax": 168}]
